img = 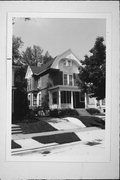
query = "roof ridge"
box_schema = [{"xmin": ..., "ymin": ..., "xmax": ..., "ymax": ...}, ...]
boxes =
[{"xmin": 56, "ymin": 48, "xmax": 72, "ymax": 58}]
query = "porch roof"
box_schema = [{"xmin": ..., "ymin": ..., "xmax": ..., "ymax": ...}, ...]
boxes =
[{"xmin": 48, "ymin": 85, "xmax": 81, "ymax": 92}]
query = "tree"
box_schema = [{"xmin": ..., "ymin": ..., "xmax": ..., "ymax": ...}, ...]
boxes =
[
  {"xmin": 13, "ymin": 65, "xmax": 29, "ymax": 122},
  {"xmin": 78, "ymin": 36, "xmax": 106, "ymax": 100},
  {"xmin": 22, "ymin": 45, "xmax": 43, "ymax": 66},
  {"xmin": 22, "ymin": 46, "xmax": 53, "ymax": 66},
  {"xmin": 43, "ymin": 51, "xmax": 53, "ymax": 64},
  {"xmin": 12, "ymin": 36, "xmax": 24, "ymax": 64}
]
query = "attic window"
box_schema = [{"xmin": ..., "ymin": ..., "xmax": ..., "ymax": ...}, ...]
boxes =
[{"xmin": 64, "ymin": 59, "xmax": 72, "ymax": 67}]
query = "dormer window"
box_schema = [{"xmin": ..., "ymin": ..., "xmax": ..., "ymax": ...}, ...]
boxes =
[
  {"xmin": 67, "ymin": 60, "xmax": 72, "ymax": 66},
  {"xmin": 64, "ymin": 59, "xmax": 72, "ymax": 67}
]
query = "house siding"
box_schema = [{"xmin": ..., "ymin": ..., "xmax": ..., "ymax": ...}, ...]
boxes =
[
  {"xmin": 59, "ymin": 59, "xmax": 79, "ymax": 74},
  {"xmin": 41, "ymin": 74, "xmax": 49, "ymax": 89},
  {"xmin": 49, "ymin": 70, "xmax": 63, "ymax": 86}
]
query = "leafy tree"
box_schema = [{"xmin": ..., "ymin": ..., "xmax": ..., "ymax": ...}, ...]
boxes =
[
  {"xmin": 22, "ymin": 46, "xmax": 53, "ymax": 66},
  {"xmin": 22, "ymin": 45, "xmax": 43, "ymax": 66},
  {"xmin": 12, "ymin": 36, "xmax": 24, "ymax": 64},
  {"xmin": 13, "ymin": 65, "xmax": 29, "ymax": 122},
  {"xmin": 22, "ymin": 47, "xmax": 34, "ymax": 65},
  {"xmin": 78, "ymin": 36, "xmax": 106, "ymax": 100},
  {"xmin": 43, "ymin": 51, "xmax": 53, "ymax": 64},
  {"xmin": 32, "ymin": 45, "xmax": 43, "ymax": 65}
]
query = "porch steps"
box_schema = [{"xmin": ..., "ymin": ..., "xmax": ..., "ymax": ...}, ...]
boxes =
[
  {"xmin": 12, "ymin": 124, "xmax": 23, "ymax": 134},
  {"xmin": 76, "ymin": 109, "xmax": 91, "ymax": 116}
]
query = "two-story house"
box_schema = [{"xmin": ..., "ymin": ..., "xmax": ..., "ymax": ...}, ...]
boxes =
[{"xmin": 25, "ymin": 49, "xmax": 105, "ymax": 113}]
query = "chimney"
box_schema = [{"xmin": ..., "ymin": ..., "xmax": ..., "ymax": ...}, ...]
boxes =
[{"xmin": 37, "ymin": 62, "xmax": 42, "ymax": 67}]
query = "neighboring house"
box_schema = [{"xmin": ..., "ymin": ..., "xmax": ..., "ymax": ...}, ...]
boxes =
[
  {"xmin": 25, "ymin": 49, "xmax": 105, "ymax": 112},
  {"xmin": 85, "ymin": 94, "xmax": 105, "ymax": 113}
]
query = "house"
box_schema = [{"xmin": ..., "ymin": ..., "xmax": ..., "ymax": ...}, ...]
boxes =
[{"xmin": 25, "ymin": 49, "xmax": 105, "ymax": 113}]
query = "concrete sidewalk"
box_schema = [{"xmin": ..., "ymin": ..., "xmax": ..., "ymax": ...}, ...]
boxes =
[
  {"xmin": 12, "ymin": 126, "xmax": 99, "ymax": 140},
  {"xmin": 11, "ymin": 127, "xmax": 104, "ymax": 155}
]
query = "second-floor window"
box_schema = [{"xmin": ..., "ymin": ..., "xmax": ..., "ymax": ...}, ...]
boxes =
[
  {"xmin": 63, "ymin": 74, "xmax": 73, "ymax": 86},
  {"xmin": 69, "ymin": 75, "xmax": 73, "ymax": 86},
  {"xmin": 37, "ymin": 78, "xmax": 42, "ymax": 89},
  {"xmin": 28, "ymin": 78, "xmax": 32, "ymax": 90},
  {"xmin": 64, "ymin": 59, "xmax": 72, "ymax": 67},
  {"xmin": 64, "ymin": 74, "xmax": 67, "ymax": 85}
]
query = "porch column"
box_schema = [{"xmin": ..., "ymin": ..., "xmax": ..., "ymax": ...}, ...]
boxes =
[
  {"xmin": 85, "ymin": 93, "xmax": 88, "ymax": 109},
  {"xmin": 58, "ymin": 90, "xmax": 61, "ymax": 108},
  {"xmin": 95, "ymin": 99, "xmax": 98, "ymax": 108},
  {"xmin": 71, "ymin": 91, "xmax": 73, "ymax": 109}
]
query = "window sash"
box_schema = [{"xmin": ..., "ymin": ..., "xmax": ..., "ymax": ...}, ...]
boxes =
[
  {"xmin": 61, "ymin": 91, "xmax": 71, "ymax": 104},
  {"xmin": 69, "ymin": 75, "xmax": 73, "ymax": 86},
  {"xmin": 33, "ymin": 94, "xmax": 37, "ymax": 106},
  {"xmin": 52, "ymin": 92, "xmax": 58, "ymax": 104},
  {"xmin": 64, "ymin": 74, "xmax": 67, "ymax": 85},
  {"xmin": 39, "ymin": 94, "xmax": 41, "ymax": 106}
]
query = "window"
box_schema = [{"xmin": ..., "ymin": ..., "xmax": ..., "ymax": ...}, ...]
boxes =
[
  {"xmin": 102, "ymin": 99, "xmax": 105, "ymax": 105},
  {"xmin": 39, "ymin": 93, "xmax": 41, "ymax": 106},
  {"xmin": 64, "ymin": 74, "xmax": 67, "ymax": 85},
  {"xmin": 38, "ymin": 78, "xmax": 41, "ymax": 89},
  {"xmin": 52, "ymin": 92, "xmax": 58, "ymax": 104},
  {"xmin": 64, "ymin": 59, "xmax": 72, "ymax": 67},
  {"xmin": 28, "ymin": 78, "xmax": 32, "ymax": 90},
  {"xmin": 74, "ymin": 74, "xmax": 78, "ymax": 86},
  {"xmin": 33, "ymin": 94, "xmax": 37, "ymax": 106},
  {"xmin": 64, "ymin": 74, "xmax": 73, "ymax": 86},
  {"xmin": 28, "ymin": 94, "xmax": 31, "ymax": 106},
  {"xmin": 61, "ymin": 91, "xmax": 71, "ymax": 104},
  {"xmin": 67, "ymin": 60, "xmax": 72, "ymax": 66},
  {"xmin": 69, "ymin": 75, "xmax": 73, "ymax": 86}
]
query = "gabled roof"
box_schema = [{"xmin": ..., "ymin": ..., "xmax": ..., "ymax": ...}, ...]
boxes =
[
  {"xmin": 29, "ymin": 49, "xmax": 80, "ymax": 76},
  {"xmin": 51, "ymin": 49, "xmax": 81, "ymax": 69},
  {"xmin": 30, "ymin": 58, "xmax": 55, "ymax": 75}
]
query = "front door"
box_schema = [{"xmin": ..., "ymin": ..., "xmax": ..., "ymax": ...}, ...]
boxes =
[{"xmin": 73, "ymin": 92, "xmax": 85, "ymax": 108}]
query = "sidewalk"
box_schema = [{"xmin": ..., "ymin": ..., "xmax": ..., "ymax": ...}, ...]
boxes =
[{"xmin": 11, "ymin": 126, "xmax": 105, "ymax": 156}]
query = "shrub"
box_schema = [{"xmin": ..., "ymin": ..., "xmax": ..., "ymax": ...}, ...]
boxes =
[
  {"xmin": 49, "ymin": 109, "xmax": 60, "ymax": 117},
  {"xmin": 13, "ymin": 89, "xmax": 29, "ymax": 122},
  {"xmin": 59, "ymin": 108, "xmax": 79, "ymax": 117},
  {"xmin": 86, "ymin": 108, "xmax": 101, "ymax": 115},
  {"xmin": 49, "ymin": 108, "xmax": 79, "ymax": 118}
]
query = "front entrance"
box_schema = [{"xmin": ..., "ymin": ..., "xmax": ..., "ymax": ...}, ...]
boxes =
[{"xmin": 73, "ymin": 92, "xmax": 85, "ymax": 108}]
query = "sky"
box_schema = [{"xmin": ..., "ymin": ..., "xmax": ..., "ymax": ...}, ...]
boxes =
[{"xmin": 13, "ymin": 18, "xmax": 106, "ymax": 60}]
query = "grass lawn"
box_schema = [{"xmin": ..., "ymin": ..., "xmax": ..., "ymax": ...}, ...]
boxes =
[
  {"xmin": 15, "ymin": 115, "xmax": 105, "ymax": 135},
  {"xmin": 33, "ymin": 132, "xmax": 81, "ymax": 144},
  {"xmin": 78, "ymin": 116, "xmax": 105, "ymax": 129},
  {"xmin": 11, "ymin": 140, "xmax": 22, "ymax": 149},
  {"xmin": 18, "ymin": 117, "xmax": 57, "ymax": 134}
]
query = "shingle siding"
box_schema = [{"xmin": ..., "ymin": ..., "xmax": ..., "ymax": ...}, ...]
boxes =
[{"xmin": 49, "ymin": 70, "xmax": 63, "ymax": 86}]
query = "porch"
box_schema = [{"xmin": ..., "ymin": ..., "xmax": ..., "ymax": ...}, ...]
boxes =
[{"xmin": 48, "ymin": 85, "xmax": 85, "ymax": 109}]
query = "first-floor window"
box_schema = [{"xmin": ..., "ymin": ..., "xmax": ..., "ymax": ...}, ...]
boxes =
[
  {"xmin": 39, "ymin": 93, "xmax": 41, "ymax": 106},
  {"xmin": 102, "ymin": 99, "xmax": 105, "ymax": 105},
  {"xmin": 33, "ymin": 94, "xmax": 37, "ymax": 106},
  {"xmin": 61, "ymin": 91, "xmax": 71, "ymax": 104},
  {"xmin": 52, "ymin": 92, "xmax": 58, "ymax": 104},
  {"xmin": 28, "ymin": 94, "xmax": 31, "ymax": 106}
]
